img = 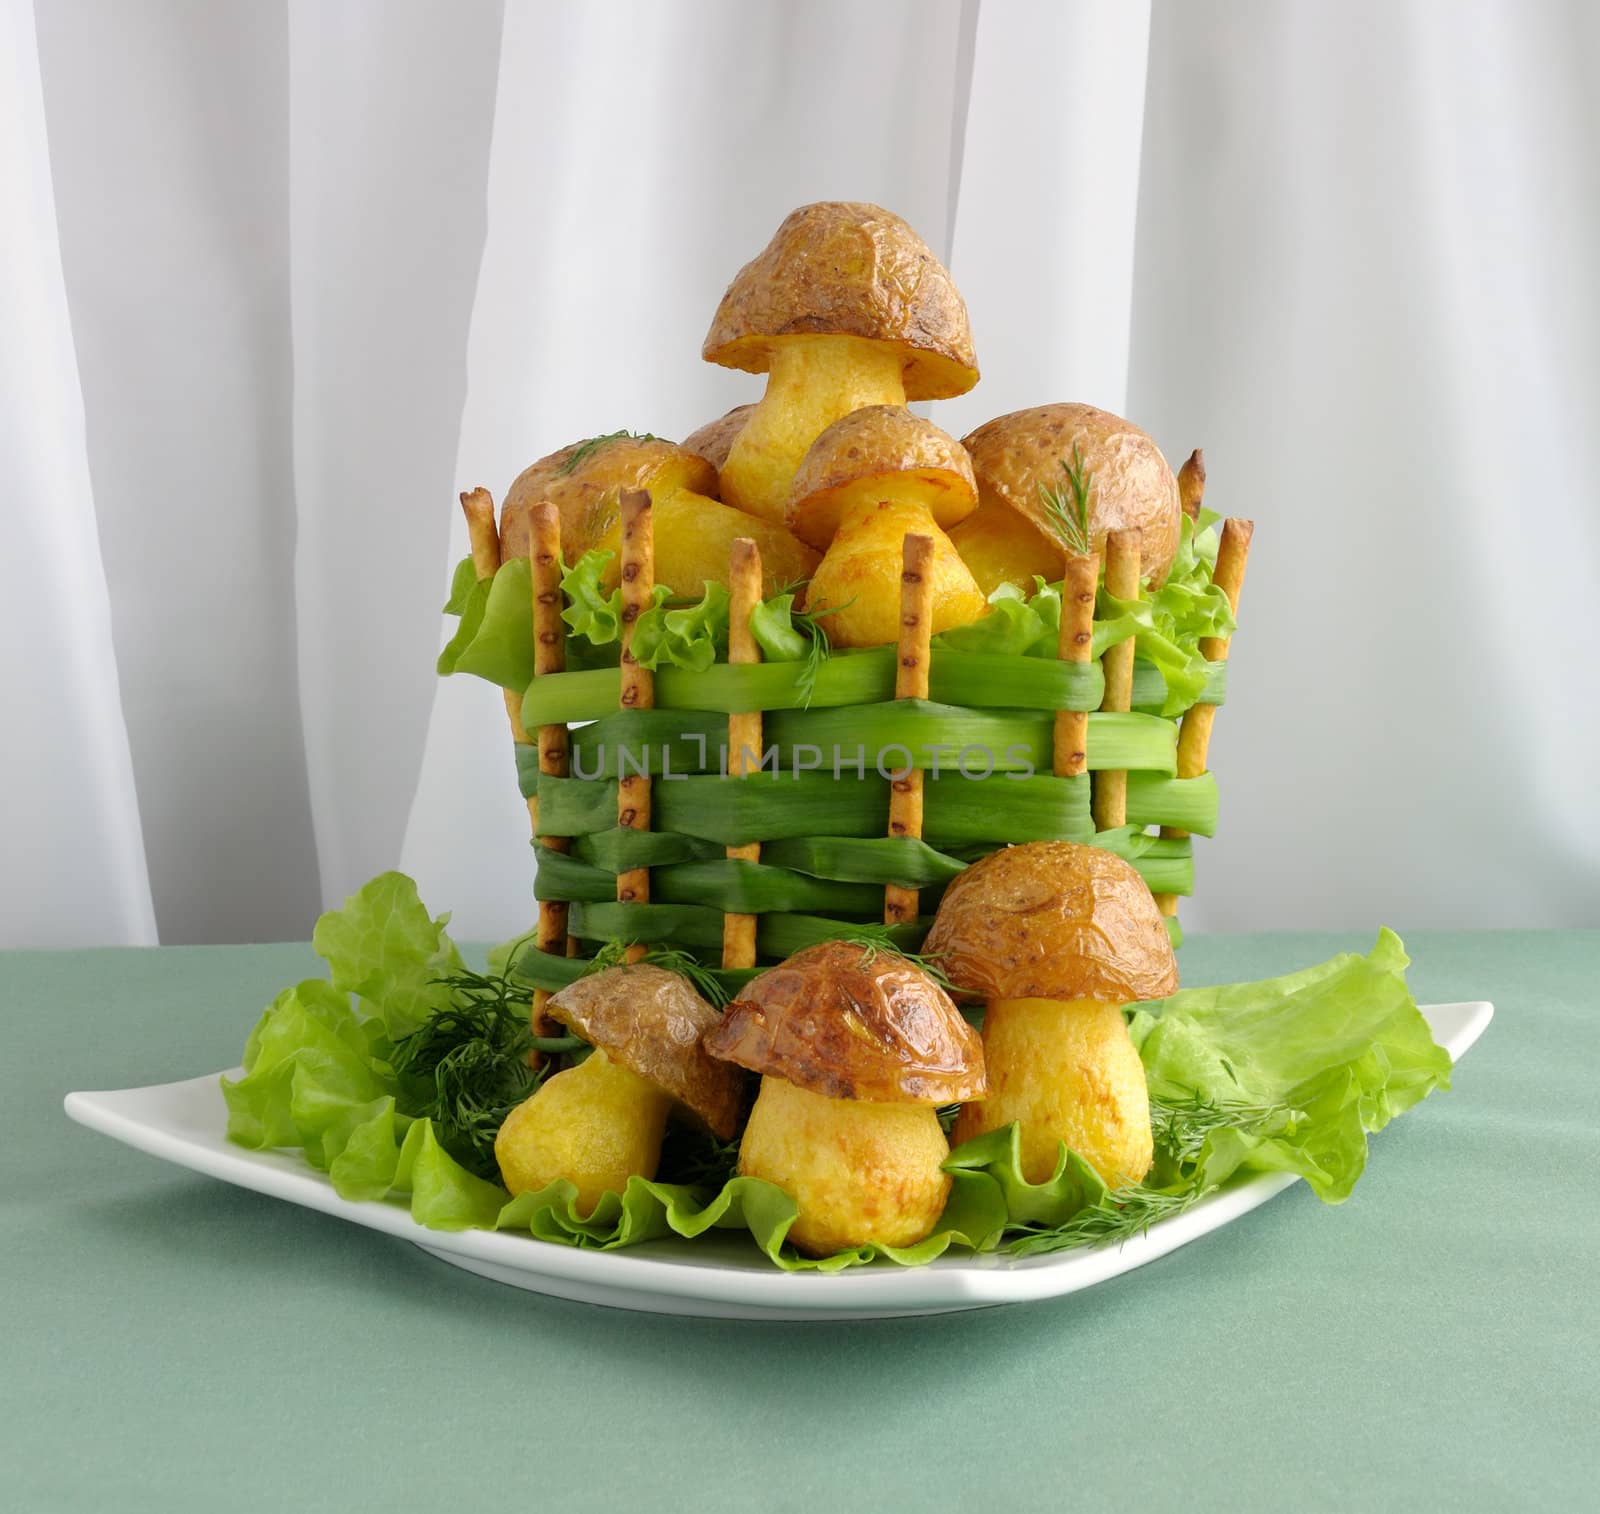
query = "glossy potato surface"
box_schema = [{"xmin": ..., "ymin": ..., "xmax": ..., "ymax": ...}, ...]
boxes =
[
  {"xmin": 545, "ymin": 964, "xmax": 747, "ymax": 1139},
  {"xmin": 494, "ymin": 1050, "xmax": 671, "ymax": 1215},
  {"xmin": 952, "ymin": 998, "xmax": 1154, "ymax": 1188},
  {"xmin": 806, "ymin": 498, "xmax": 985, "ymax": 648},
  {"xmin": 739, "ymin": 1075, "xmax": 952, "ymax": 1256},
  {"xmin": 703, "ymin": 201, "xmax": 978, "ymax": 400},
  {"xmin": 682, "ymin": 404, "xmax": 755, "ymax": 473},
  {"xmin": 962, "ymin": 403, "xmax": 1182, "ymax": 586},
  {"xmin": 586, "ymin": 488, "xmax": 819, "ymax": 602},
  {"xmin": 500, "ymin": 438, "xmax": 715, "ymax": 562},
  {"xmin": 705, "ymin": 940, "xmax": 986, "ymax": 1105},
  {"xmin": 948, "ymin": 495, "xmax": 1066, "ymax": 597},
  {"xmin": 925, "ymin": 841, "xmax": 1178, "ymax": 1004},
  {"xmin": 787, "ymin": 405, "xmax": 976, "ymax": 548}
]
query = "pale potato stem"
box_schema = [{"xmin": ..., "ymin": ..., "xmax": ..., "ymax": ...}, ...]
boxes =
[
  {"xmin": 721, "ymin": 537, "xmax": 765, "ymax": 971},
  {"xmin": 530, "ymin": 502, "xmax": 574, "ymax": 1024},
  {"xmin": 1092, "ymin": 528, "xmax": 1142, "ymax": 831},
  {"xmin": 884, "ymin": 533, "xmax": 935, "ymax": 925},
  {"xmin": 616, "ymin": 489, "xmax": 654, "ymax": 962},
  {"xmin": 1053, "ymin": 553, "xmax": 1099, "ymax": 780},
  {"xmin": 1156, "ymin": 516, "xmax": 1255, "ymax": 917}
]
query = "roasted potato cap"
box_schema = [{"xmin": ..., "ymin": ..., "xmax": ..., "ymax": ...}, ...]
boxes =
[
  {"xmin": 704, "ymin": 940, "xmax": 986, "ymax": 1104},
  {"xmin": 682, "ymin": 404, "xmax": 755, "ymax": 473},
  {"xmin": 924, "ymin": 842, "xmax": 1178, "ymax": 1004},
  {"xmin": 962, "ymin": 403, "xmax": 1183, "ymax": 586},
  {"xmin": 787, "ymin": 405, "xmax": 978, "ymax": 549},
  {"xmin": 545, "ymin": 965, "xmax": 746, "ymax": 1140},
  {"xmin": 500, "ymin": 437, "xmax": 716, "ymax": 562},
  {"xmin": 703, "ymin": 202, "xmax": 978, "ymax": 401}
]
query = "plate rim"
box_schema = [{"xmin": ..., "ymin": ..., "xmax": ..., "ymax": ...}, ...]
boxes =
[{"xmin": 62, "ymin": 999, "xmax": 1493, "ymax": 1314}]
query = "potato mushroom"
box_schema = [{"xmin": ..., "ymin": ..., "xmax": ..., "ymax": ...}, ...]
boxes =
[
  {"xmin": 703, "ymin": 940, "xmax": 986, "ymax": 1256},
  {"xmin": 682, "ymin": 404, "xmax": 755, "ymax": 474},
  {"xmin": 494, "ymin": 965, "xmax": 746, "ymax": 1215},
  {"xmin": 788, "ymin": 406, "xmax": 987, "ymax": 647},
  {"xmin": 922, "ymin": 842, "xmax": 1177, "ymax": 1189},
  {"xmin": 703, "ymin": 202, "xmax": 979, "ymax": 525},
  {"xmin": 952, "ymin": 404, "xmax": 1183, "ymax": 596},
  {"xmin": 499, "ymin": 434, "xmax": 816, "ymax": 599}
]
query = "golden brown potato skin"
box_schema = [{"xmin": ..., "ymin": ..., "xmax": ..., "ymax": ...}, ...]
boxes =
[
  {"xmin": 494, "ymin": 1050, "xmax": 671, "ymax": 1214},
  {"xmin": 546, "ymin": 965, "xmax": 747, "ymax": 1140},
  {"xmin": 682, "ymin": 404, "xmax": 755, "ymax": 473},
  {"xmin": 948, "ymin": 495, "xmax": 1068, "ymax": 597},
  {"xmin": 739, "ymin": 1075, "xmax": 953, "ymax": 1255},
  {"xmin": 952, "ymin": 998, "xmax": 1154, "ymax": 1189},
  {"xmin": 806, "ymin": 498, "xmax": 986, "ymax": 647},
  {"xmin": 500, "ymin": 437, "xmax": 715, "ymax": 562},
  {"xmin": 584, "ymin": 487, "xmax": 818, "ymax": 601},
  {"xmin": 705, "ymin": 940, "xmax": 987, "ymax": 1105},
  {"xmin": 924, "ymin": 842, "xmax": 1178, "ymax": 1004},
  {"xmin": 703, "ymin": 201, "xmax": 978, "ymax": 400},
  {"xmin": 962, "ymin": 403, "xmax": 1183, "ymax": 586},
  {"xmin": 787, "ymin": 405, "xmax": 977, "ymax": 549}
]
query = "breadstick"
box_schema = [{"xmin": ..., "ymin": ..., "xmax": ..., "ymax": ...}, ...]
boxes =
[
  {"xmin": 528, "ymin": 502, "xmax": 572, "ymax": 1023},
  {"xmin": 884, "ymin": 533, "xmax": 935, "ymax": 925},
  {"xmin": 1178, "ymin": 450, "xmax": 1207, "ymax": 521},
  {"xmin": 1156, "ymin": 517, "xmax": 1254, "ymax": 916},
  {"xmin": 722, "ymin": 539, "xmax": 764, "ymax": 970},
  {"xmin": 1092, "ymin": 528, "xmax": 1141, "ymax": 831},
  {"xmin": 616, "ymin": 489, "xmax": 654, "ymax": 961},
  {"xmin": 1053, "ymin": 553, "xmax": 1099, "ymax": 779}
]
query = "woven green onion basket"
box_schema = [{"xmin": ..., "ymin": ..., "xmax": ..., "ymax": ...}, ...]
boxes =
[{"xmin": 443, "ymin": 483, "xmax": 1251, "ymax": 1007}]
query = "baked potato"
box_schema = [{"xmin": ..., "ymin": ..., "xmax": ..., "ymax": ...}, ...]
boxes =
[
  {"xmin": 704, "ymin": 941, "xmax": 987, "ymax": 1256},
  {"xmin": 493, "ymin": 965, "xmax": 745, "ymax": 1213},
  {"xmin": 703, "ymin": 202, "xmax": 979, "ymax": 524},
  {"xmin": 806, "ymin": 498, "xmax": 985, "ymax": 647},
  {"xmin": 954, "ymin": 403, "xmax": 1184, "ymax": 590},
  {"xmin": 951, "ymin": 998, "xmax": 1154, "ymax": 1187},
  {"xmin": 739, "ymin": 1075, "xmax": 952, "ymax": 1254},
  {"xmin": 925, "ymin": 843, "xmax": 1178, "ymax": 1193}
]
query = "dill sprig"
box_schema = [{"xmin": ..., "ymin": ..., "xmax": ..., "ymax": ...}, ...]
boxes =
[
  {"xmin": 1006, "ymin": 1185, "xmax": 1208, "ymax": 1257},
  {"xmin": 391, "ymin": 969, "xmax": 546, "ymax": 1181},
  {"xmin": 559, "ymin": 429, "xmax": 661, "ymax": 476},
  {"xmin": 826, "ymin": 925, "xmax": 957, "ymax": 994},
  {"xmin": 1037, "ymin": 444, "xmax": 1094, "ymax": 556},
  {"xmin": 1149, "ymin": 1090, "xmax": 1298, "ymax": 1164},
  {"xmin": 998, "ymin": 1091, "xmax": 1299, "ymax": 1257},
  {"xmin": 582, "ymin": 940, "xmax": 731, "ymax": 1007},
  {"xmin": 771, "ymin": 582, "xmax": 850, "ymax": 709}
]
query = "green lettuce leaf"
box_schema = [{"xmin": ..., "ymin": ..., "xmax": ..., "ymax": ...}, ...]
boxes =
[
  {"xmin": 442, "ymin": 554, "xmax": 478, "ymax": 615},
  {"xmin": 1128, "ymin": 928, "xmax": 1451, "ymax": 1201},
  {"xmin": 310, "ymin": 871, "xmax": 465, "ymax": 1039},
  {"xmin": 630, "ymin": 581, "xmax": 729, "ymax": 672},
  {"xmin": 749, "ymin": 592, "xmax": 809, "ymax": 662}
]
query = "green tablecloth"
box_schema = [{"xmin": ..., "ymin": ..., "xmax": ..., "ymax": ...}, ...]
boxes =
[{"xmin": 4, "ymin": 931, "xmax": 1595, "ymax": 1511}]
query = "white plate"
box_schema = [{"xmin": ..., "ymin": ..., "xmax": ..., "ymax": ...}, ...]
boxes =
[{"xmin": 64, "ymin": 1000, "xmax": 1492, "ymax": 1320}]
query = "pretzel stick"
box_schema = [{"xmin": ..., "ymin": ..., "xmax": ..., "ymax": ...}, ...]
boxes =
[
  {"xmin": 1156, "ymin": 517, "xmax": 1254, "ymax": 916},
  {"xmin": 1053, "ymin": 554, "xmax": 1099, "ymax": 780},
  {"xmin": 721, "ymin": 539, "xmax": 764, "ymax": 970},
  {"xmin": 527, "ymin": 502, "xmax": 574, "ymax": 1024},
  {"xmin": 1091, "ymin": 528, "xmax": 1141, "ymax": 831},
  {"xmin": 616, "ymin": 489, "xmax": 654, "ymax": 962},
  {"xmin": 884, "ymin": 533, "xmax": 935, "ymax": 925},
  {"xmin": 1178, "ymin": 449, "xmax": 1207, "ymax": 521}
]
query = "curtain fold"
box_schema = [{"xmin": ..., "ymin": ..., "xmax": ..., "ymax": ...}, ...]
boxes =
[{"xmin": 4, "ymin": 0, "xmax": 1596, "ymax": 947}]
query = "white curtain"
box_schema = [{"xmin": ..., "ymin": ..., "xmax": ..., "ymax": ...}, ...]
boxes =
[{"xmin": 4, "ymin": 0, "xmax": 1597, "ymax": 948}]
